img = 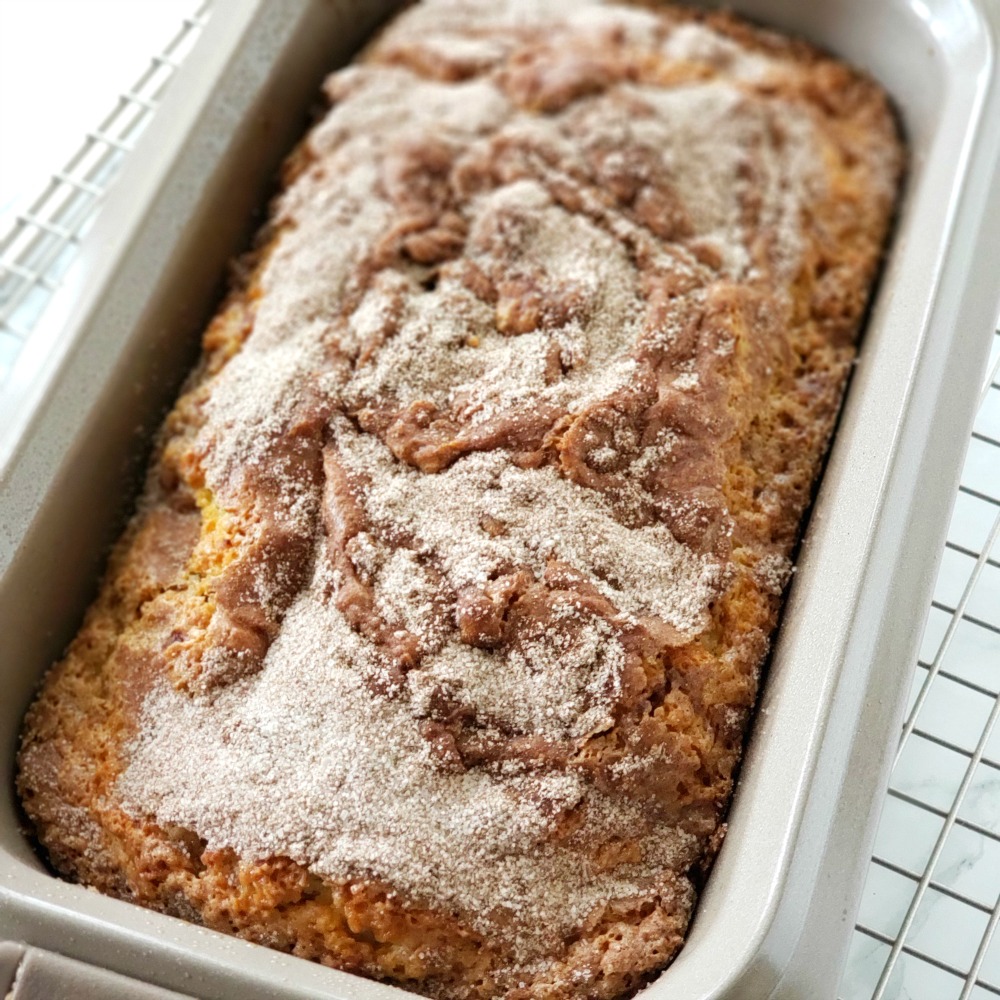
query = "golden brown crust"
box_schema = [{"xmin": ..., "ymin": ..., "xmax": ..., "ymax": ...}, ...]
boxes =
[{"xmin": 18, "ymin": 3, "xmax": 903, "ymax": 998}]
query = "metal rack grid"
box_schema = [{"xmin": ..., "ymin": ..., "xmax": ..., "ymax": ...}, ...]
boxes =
[
  {"xmin": 842, "ymin": 331, "xmax": 1000, "ymax": 1000},
  {"xmin": 0, "ymin": 0, "xmax": 212, "ymax": 389},
  {"xmin": 0, "ymin": 5, "xmax": 997, "ymax": 998}
]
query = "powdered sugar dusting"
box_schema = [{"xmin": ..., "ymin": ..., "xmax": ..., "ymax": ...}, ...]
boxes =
[
  {"xmin": 754, "ymin": 551, "xmax": 794, "ymax": 596},
  {"xmin": 419, "ymin": 610, "xmax": 625, "ymax": 739},
  {"xmin": 337, "ymin": 423, "xmax": 720, "ymax": 632},
  {"xmin": 663, "ymin": 22, "xmax": 775, "ymax": 81},
  {"xmin": 196, "ymin": 6, "xmax": 824, "ymax": 488},
  {"xmin": 119, "ymin": 565, "xmax": 698, "ymax": 958},
  {"xmin": 112, "ymin": 0, "xmax": 871, "ymax": 960},
  {"xmin": 345, "ymin": 178, "xmax": 645, "ymax": 426}
]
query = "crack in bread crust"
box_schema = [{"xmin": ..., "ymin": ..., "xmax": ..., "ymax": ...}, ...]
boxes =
[{"xmin": 17, "ymin": 3, "xmax": 903, "ymax": 998}]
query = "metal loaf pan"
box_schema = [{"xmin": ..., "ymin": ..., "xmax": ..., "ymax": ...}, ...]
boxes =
[{"xmin": 2, "ymin": 1, "xmax": 999, "ymax": 997}]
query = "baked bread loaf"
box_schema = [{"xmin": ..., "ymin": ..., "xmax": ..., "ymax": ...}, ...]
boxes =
[{"xmin": 17, "ymin": 2, "xmax": 903, "ymax": 997}]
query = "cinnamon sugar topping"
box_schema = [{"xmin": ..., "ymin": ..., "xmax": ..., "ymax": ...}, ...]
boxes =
[{"xmin": 109, "ymin": 0, "xmax": 894, "ymax": 964}]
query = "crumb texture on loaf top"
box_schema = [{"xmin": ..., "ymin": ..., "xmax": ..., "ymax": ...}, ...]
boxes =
[{"xmin": 17, "ymin": 2, "xmax": 903, "ymax": 998}]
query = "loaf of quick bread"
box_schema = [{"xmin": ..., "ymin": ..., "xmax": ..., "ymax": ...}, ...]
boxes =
[{"xmin": 17, "ymin": 2, "xmax": 903, "ymax": 997}]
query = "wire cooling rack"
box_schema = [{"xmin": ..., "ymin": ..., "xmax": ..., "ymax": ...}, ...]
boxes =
[
  {"xmin": 0, "ymin": 4, "xmax": 998, "ymax": 997},
  {"xmin": 0, "ymin": 1, "xmax": 212, "ymax": 390},
  {"xmin": 841, "ymin": 332, "xmax": 1000, "ymax": 1000}
]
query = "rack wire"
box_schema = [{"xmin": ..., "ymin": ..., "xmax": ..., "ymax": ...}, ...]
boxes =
[{"xmin": 0, "ymin": 4, "xmax": 997, "ymax": 997}]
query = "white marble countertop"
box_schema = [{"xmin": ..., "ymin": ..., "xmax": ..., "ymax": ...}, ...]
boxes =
[{"xmin": 0, "ymin": 3, "xmax": 997, "ymax": 998}]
